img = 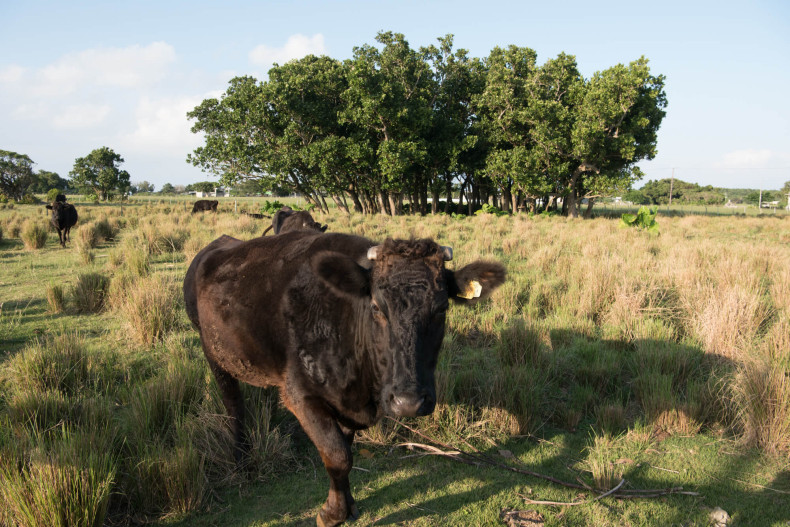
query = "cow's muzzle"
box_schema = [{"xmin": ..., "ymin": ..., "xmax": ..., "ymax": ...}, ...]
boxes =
[{"xmin": 389, "ymin": 391, "xmax": 436, "ymax": 417}]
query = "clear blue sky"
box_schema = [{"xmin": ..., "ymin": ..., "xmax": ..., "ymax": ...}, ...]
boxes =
[{"xmin": 2, "ymin": 0, "xmax": 788, "ymax": 191}]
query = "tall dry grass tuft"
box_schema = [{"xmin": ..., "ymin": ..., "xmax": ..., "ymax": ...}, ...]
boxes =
[
  {"xmin": 71, "ymin": 273, "xmax": 109, "ymax": 313},
  {"xmin": 20, "ymin": 221, "xmax": 48, "ymax": 250},
  {"xmin": 75, "ymin": 222, "xmax": 99, "ymax": 250},
  {"xmin": 113, "ymin": 274, "xmax": 184, "ymax": 345},
  {"xmin": 731, "ymin": 357, "xmax": 790, "ymax": 456},
  {"xmin": 46, "ymin": 282, "xmax": 65, "ymax": 313},
  {"xmin": 691, "ymin": 284, "xmax": 770, "ymax": 360}
]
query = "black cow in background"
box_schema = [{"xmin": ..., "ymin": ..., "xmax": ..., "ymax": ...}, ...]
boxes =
[
  {"xmin": 46, "ymin": 199, "xmax": 78, "ymax": 247},
  {"xmin": 191, "ymin": 200, "xmax": 219, "ymax": 214},
  {"xmin": 262, "ymin": 206, "xmax": 327, "ymax": 236}
]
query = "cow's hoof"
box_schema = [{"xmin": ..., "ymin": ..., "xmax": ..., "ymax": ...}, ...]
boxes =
[
  {"xmin": 316, "ymin": 504, "xmax": 358, "ymax": 527},
  {"xmin": 316, "ymin": 511, "xmax": 341, "ymax": 527}
]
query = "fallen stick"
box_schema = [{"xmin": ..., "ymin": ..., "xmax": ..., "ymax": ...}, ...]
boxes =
[
  {"xmin": 520, "ymin": 479, "xmax": 626, "ymax": 506},
  {"xmin": 388, "ymin": 418, "xmax": 701, "ymax": 500}
]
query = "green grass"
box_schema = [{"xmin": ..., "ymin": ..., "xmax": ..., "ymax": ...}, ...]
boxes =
[{"xmin": 1, "ymin": 201, "xmax": 789, "ymax": 526}]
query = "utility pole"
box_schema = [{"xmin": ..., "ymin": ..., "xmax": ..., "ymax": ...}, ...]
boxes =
[
  {"xmin": 668, "ymin": 168, "xmax": 675, "ymax": 207},
  {"xmin": 759, "ymin": 189, "xmax": 763, "ymax": 210}
]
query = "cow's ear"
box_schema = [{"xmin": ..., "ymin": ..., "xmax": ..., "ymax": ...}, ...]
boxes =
[
  {"xmin": 446, "ymin": 261, "xmax": 506, "ymax": 305},
  {"xmin": 312, "ymin": 252, "xmax": 371, "ymax": 298},
  {"xmin": 320, "ymin": 224, "xmax": 328, "ymax": 232}
]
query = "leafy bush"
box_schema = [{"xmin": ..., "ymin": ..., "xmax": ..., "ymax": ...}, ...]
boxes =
[
  {"xmin": 46, "ymin": 188, "xmax": 62, "ymax": 203},
  {"xmin": 620, "ymin": 206, "xmax": 659, "ymax": 234},
  {"xmin": 260, "ymin": 200, "xmax": 286, "ymax": 214},
  {"xmin": 18, "ymin": 194, "xmax": 42, "ymax": 205},
  {"xmin": 474, "ymin": 203, "xmax": 508, "ymax": 216}
]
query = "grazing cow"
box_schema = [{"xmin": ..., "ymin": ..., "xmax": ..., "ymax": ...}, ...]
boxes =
[
  {"xmin": 262, "ymin": 206, "xmax": 328, "ymax": 236},
  {"xmin": 184, "ymin": 231, "xmax": 505, "ymax": 526},
  {"xmin": 45, "ymin": 201, "xmax": 78, "ymax": 247},
  {"xmin": 191, "ymin": 199, "xmax": 219, "ymax": 214}
]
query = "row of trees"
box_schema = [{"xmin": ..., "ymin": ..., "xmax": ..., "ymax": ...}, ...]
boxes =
[
  {"xmin": 188, "ymin": 32, "xmax": 667, "ymax": 216},
  {"xmin": 625, "ymin": 178, "xmax": 790, "ymax": 207},
  {"xmin": 0, "ymin": 147, "xmax": 131, "ymax": 202}
]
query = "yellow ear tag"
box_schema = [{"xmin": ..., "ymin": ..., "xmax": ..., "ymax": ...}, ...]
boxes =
[{"xmin": 458, "ymin": 280, "xmax": 482, "ymax": 300}]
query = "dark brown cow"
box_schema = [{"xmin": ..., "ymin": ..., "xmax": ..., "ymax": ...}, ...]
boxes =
[
  {"xmin": 45, "ymin": 200, "xmax": 78, "ymax": 247},
  {"xmin": 191, "ymin": 199, "xmax": 218, "ymax": 214},
  {"xmin": 262, "ymin": 206, "xmax": 327, "ymax": 236},
  {"xmin": 183, "ymin": 231, "xmax": 505, "ymax": 526}
]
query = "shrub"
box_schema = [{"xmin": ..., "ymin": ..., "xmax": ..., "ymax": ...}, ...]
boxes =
[
  {"xmin": 71, "ymin": 273, "xmax": 109, "ymax": 313},
  {"xmin": 20, "ymin": 221, "xmax": 48, "ymax": 250}
]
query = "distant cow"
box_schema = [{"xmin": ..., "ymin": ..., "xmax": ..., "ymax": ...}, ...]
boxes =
[
  {"xmin": 262, "ymin": 206, "xmax": 327, "ymax": 236},
  {"xmin": 45, "ymin": 201, "xmax": 78, "ymax": 247},
  {"xmin": 184, "ymin": 231, "xmax": 505, "ymax": 526},
  {"xmin": 191, "ymin": 200, "xmax": 218, "ymax": 214}
]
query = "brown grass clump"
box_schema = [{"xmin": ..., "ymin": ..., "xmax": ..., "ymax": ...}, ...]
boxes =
[
  {"xmin": 113, "ymin": 274, "xmax": 184, "ymax": 345},
  {"xmin": 20, "ymin": 221, "xmax": 48, "ymax": 249},
  {"xmin": 71, "ymin": 273, "xmax": 109, "ymax": 313},
  {"xmin": 731, "ymin": 357, "xmax": 790, "ymax": 455},
  {"xmin": 46, "ymin": 283, "xmax": 65, "ymax": 313},
  {"xmin": 75, "ymin": 221, "xmax": 99, "ymax": 250}
]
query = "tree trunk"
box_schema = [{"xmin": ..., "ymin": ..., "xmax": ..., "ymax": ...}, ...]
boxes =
[
  {"xmin": 378, "ymin": 192, "xmax": 390, "ymax": 215},
  {"xmin": 431, "ymin": 188, "xmax": 439, "ymax": 214},
  {"xmin": 583, "ymin": 197, "xmax": 596, "ymax": 219},
  {"xmin": 331, "ymin": 194, "xmax": 349, "ymax": 214},
  {"xmin": 388, "ymin": 193, "xmax": 399, "ymax": 216},
  {"xmin": 348, "ymin": 189, "xmax": 364, "ymax": 213}
]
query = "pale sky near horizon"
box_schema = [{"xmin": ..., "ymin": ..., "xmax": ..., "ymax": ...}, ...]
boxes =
[{"xmin": 2, "ymin": 0, "xmax": 789, "ymax": 191}]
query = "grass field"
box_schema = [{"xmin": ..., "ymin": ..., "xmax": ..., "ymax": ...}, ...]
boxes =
[{"xmin": 0, "ymin": 198, "xmax": 788, "ymax": 526}]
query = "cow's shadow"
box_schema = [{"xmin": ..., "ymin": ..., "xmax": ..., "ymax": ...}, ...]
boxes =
[{"xmin": 169, "ymin": 327, "xmax": 789, "ymax": 526}]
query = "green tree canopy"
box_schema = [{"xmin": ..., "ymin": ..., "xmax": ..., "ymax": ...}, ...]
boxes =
[
  {"xmin": 29, "ymin": 170, "xmax": 70, "ymax": 194},
  {"xmin": 0, "ymin": 149, "xmax": 35, "ymax": 201},
  {"xmin": 187, "ymin": 33, "xmax": 668, "ymax": 217},
  {"xmin": 159, "ymin": 183, "xmax": 176, "ymax": 195},
  {"xmin": 69, "ymin": 147, "xmax": 131, "ymax": 201}
]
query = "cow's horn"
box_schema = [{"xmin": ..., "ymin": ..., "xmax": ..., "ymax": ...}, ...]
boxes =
[
  {"xmin": 367, "ymin": 246, "xmax": 380, "ymax": 260},
  {"xmin": 441, "ymin": 246, "xmax": 453, "ymax": 261}
]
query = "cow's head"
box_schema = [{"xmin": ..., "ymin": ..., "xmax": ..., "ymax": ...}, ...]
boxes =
[
  {"xmin": 279, "ymin": 210, "xmax": 328, "ymax": 234},
  {"xmin": 45, "ymin": 201, "xmax": 66, "ymax": 219},
  {"xmin": 312, "ymin": 238, "xmax": 505, "ymax": 418}
]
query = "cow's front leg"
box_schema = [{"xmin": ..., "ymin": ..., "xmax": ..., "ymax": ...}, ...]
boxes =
[{"xmin": 286, "ymin": 394, "xmax": 358, "ymax": 526}]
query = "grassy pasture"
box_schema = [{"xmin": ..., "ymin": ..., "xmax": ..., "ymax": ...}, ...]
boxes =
[{"xmin": 0, "ymin": 199, "xmax": 788, "ymax": 526}]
